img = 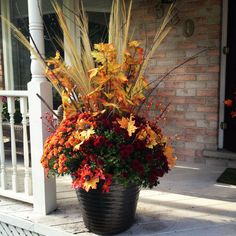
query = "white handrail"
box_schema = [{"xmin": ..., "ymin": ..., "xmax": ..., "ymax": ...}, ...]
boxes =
[{"xmin": 0, "ymin": 90, "xmax": 28, "ymax": 97}]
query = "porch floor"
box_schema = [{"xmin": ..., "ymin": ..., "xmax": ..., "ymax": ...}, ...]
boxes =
[{"xmin": 0, "ymin": 161, "xmax": 236, "ymax": 236}]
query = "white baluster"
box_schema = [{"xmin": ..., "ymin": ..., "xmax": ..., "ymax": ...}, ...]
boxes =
[
  {"xmin": 7, "ymin": 97, "xmax": 18, "ymax": 192},
  {"xmin": 0, "ymin": 99, "xmax": 6, "ymax": 189},
  {"xmin": 20, "ymin": 97, "xmax": 32, "ymax": 195}
]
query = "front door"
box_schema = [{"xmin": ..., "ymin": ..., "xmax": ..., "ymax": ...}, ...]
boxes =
[{"xmin": 224, "ymin": 0, "xmax": 236, "ymax": 152}]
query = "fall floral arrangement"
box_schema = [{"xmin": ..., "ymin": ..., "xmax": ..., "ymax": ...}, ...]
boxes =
[
  {"xmin": 12, "ymin": 1, "xmax": 177, "ymax": 193},
  {"xmin": 41, "ymin": 39, "xmax": 176, "ymax": 192}
]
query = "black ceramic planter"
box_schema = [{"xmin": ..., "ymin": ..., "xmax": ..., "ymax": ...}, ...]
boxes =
[{"xmin": 76, "ymin": 183, "xmax": 140, "ymax": 235}]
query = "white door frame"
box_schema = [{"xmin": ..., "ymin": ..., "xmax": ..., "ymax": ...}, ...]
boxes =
[
  {"xmin": 218, "ymin": 0, "xmax": 229, "ymax": 149},
  {"xmin": 62, "ymin": 0, "xmax": 81, "ymax": 65},
  {"xmin": 1, "ymin": 0, "xmax": 14, "ymax": 90}
]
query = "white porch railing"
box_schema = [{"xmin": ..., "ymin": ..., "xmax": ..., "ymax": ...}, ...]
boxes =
[
  {"xmin": 0, "ymin": 90, "xmax": 32, "ymax": 203},
  {"xmin": 0, "ymin": 0, "xmax": 57, "ymax": 215}
]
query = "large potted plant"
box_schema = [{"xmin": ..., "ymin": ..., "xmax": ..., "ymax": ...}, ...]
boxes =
[{"xmin": 10, "ymin": 0, "xmax": 177, "ymax": 234}]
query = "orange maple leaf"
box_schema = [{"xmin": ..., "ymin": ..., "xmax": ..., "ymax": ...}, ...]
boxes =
[
  {"xmin": 117, "ymin": 117, "xmax": 128, "ymax": 129},
  {"xmin": 117, "ymin": 115, "xmax": 137, "ymax": 136},
  {"xmin": 164, "ymin": 145, "xmax": 177, "ymax": 168}
]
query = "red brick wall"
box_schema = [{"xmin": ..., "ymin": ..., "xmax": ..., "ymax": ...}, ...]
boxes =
[{"xmin": 132, "ymin": 0, "xmax": 221, "ymax": 161}]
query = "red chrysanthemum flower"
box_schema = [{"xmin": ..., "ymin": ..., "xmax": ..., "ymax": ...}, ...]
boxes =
[
  {"xmin": 132, "ymin": 159, "xmax": 144, "ymax": 175},
  {"xmin": 94, "ymin": 136, "xmax": 106, "ymax": 147},
  {"xmin": 119, "ymin": 144, "xmax": 134, "ymax": 159}
]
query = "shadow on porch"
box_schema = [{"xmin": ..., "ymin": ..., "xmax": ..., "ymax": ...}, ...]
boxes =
[{"xmin": 0, "ymin": 160, "xmax": 236, "ymax": 236}]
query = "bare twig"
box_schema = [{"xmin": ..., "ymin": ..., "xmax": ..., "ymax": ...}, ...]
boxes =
[
  {"xmin": 158, "ymin": 102, "xmax": 170, "ymax": 121},
  {"xmin": 36, "ymin": 93, "xmax": 59, "ymax": 118}
]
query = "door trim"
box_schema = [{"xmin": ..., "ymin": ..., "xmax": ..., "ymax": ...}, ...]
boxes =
[
  {"xmin": 218, "ymin": 0, "xmax": 228, "ymax": 149},
  {"xmin": 1, "ymin": 0, "xmax": 14, "ymax": 90}
]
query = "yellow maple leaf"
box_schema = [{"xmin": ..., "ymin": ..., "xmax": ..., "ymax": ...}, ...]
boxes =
[
  {"xmin": 55, "ymin": 51, "xmax": 61, "ymax": 60},
  {"xmin": 91, "ymin": 51, "xmax": 106, "ymax": 64},
  {"xmin": 117, "ymin": 115, "xmax": 137, "ymax": 136},
  {"xmin": 80, "ymin": 127, "xmax": 95, "ymax": 140},
  {"xmin": 127, "ymin": 121, "xmax": 137, "ymax": 136},
  {"xmin": 83, "ymin": 177, "xmax": 100, "ymax": 192},
  {"xmin": 73, "ymin": 127, "xmax": 95, "ymax": 151},
  {"xmin": 94, "ymin": 43, "xmax": 101, "ymax": 50}
]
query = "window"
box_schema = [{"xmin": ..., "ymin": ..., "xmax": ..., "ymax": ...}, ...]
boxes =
[
  {"xmin": 1, "ymin": 0, "xmax": 63, "ymax": 90},
  {"xmin": 84, "ymin": 0, "xmax": 112, "ymax": 45},
  {"xmin": 10, "ymin": 0, "xmax": 30, "ymax": 90},
  {"xmin": 88, "ymin": 11, "xmax": 109, "ymax": 46},
  {"xmin": 0, "ymin": 0, "xmax": 111, "ymax": 107}
]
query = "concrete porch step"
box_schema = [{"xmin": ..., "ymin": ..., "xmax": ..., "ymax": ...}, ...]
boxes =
[{"xmin": 203, "ymin": 149, "xmax": 236, "ymax": 167}]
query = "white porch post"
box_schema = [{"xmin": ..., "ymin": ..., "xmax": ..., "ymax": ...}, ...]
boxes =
[{"xmin": 27, "ymin": 0, "xmax": 57, "ymax": 214}]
